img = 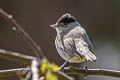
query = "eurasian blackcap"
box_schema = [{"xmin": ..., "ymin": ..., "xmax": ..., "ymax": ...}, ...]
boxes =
[{"xmin": 50, "ymin": 13, "xmax": 97, "ymax": 69}]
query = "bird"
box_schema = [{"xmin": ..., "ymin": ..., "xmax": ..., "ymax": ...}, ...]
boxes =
[{"xmin": 50, "ymin": 13, "xmax": 97, "ymax": 69}]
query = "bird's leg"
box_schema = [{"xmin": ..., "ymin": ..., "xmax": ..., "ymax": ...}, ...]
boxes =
[
  {"xmin": 59, "ymin": 59, "xmax": 69, "ymax": 70},
  {"xmin": 84, "ymin": 60, "xmax": 88, "ymax": 79},
  {"xmin": 85, "ymin": 60, "xmax": 88, "ymax": 71}
]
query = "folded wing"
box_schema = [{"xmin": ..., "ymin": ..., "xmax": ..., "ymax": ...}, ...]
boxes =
[{"xmin": 74, "ymin": 27, "xmax": 97, "ymax": 61}]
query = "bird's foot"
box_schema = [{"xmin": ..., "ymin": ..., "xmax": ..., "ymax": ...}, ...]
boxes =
[{"xmin": 59, "ymin": 60, "xmax": 68, "ymax": 70}]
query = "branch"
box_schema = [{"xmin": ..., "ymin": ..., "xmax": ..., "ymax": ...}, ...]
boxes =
[
  {"xmin": 1, "ymin": 67, "xmax": 120, "ymax": 79},
  {"xmin": 0, "ymin": 8, "xmax": 44, "ymax": 58},
  {"xmin": 0, "ymin": 49, "xmax": 37, "ymax": 64},
  {"xmin": 64, "ymin": 67, "xmax": 120, "ymax": 78},
  {"xmin": 0, "ymin": 68, "xmax": 29, "ymax": 78},
  {"xmin": 0, "ymin": 67, "xmax": 75, "ymax": 80}
]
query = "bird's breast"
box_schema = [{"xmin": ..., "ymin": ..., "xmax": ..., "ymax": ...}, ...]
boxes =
[{"xmin": 55, "ymin": 36, "xmax": 70, "ymax": 61}]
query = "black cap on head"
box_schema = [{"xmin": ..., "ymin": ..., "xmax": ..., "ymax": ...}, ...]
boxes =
[{"xmin": 56, "ymin": 13, "xmax": 76, "ymax": 25}]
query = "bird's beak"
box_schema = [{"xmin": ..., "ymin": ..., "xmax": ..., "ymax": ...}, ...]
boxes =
[{"xmin": 50, "ymin": 24, "xmax": 57, "ymax": 28}]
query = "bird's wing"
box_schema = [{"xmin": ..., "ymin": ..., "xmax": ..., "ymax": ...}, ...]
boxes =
[
  {"xmin": 64, "ymin": 37, "xmax": 77, "ymax": 54},
  {"xmin": 73, "ymin": 27, "xmax": 97, "ymax": 61}
]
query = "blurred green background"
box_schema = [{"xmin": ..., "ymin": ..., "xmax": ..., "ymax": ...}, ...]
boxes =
[{"xmin": 0, "ymin": 0, "xmax": 120, "ymax": 80}]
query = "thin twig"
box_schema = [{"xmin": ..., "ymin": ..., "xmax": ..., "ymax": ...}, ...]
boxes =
[
  {"xmin": 0, "ymin": 49, "xmax": 37, "ymax": 60},
  {"xmin": 0, "ymin": 8, "xmax": 44, "ymax": 58},
  {"xmin": 0, "ymin": 68, "xmax": 30, "ymax": 74},
  {"xmin": 64, "ymin": 67, "xmax": 120, "ymax": 78},
  {"xmin": 0, "ymin": 68, "xmax": 29, "ymax": 78},
  {"xmin": 0, "ymin": 49, "xmax": 37, "ymax": 64}
]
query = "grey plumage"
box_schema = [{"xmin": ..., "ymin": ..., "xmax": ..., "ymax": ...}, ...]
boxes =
[{"xmin": 50, "ymin": 13, "xmax": 97, "ymax": 63}]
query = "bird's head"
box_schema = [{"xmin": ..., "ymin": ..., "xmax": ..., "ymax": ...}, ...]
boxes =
[{"xmin": 50, "ymin": 13, "xmax": 77, "ymax": 33}]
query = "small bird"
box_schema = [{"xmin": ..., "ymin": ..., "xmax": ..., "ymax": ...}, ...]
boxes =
[{"xmin": 50, "ymin": 13, "xmax": 97, "ymax": 69}]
